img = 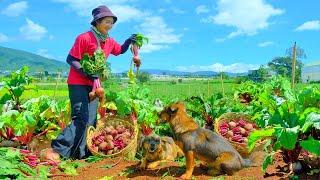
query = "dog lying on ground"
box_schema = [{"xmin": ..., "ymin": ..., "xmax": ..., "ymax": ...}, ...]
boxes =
[
  {"xmin": 158, "ymin": 102, "xmax": 264, "ymax": 179},
  {"xmin": 140, "ymin": 134, "xmax": 184, "ymax": 169}
]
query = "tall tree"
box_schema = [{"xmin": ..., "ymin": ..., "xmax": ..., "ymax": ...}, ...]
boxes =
[
  {"xmin": 268, "ymin": 56, "xmax": 303, "ymax": 82},
  {"xmin": 248, "ymin": 65, "xmax": 268, "ymax": 82}
]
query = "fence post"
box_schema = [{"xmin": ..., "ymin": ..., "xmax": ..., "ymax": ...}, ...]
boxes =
[
  {"xmin": 291, "ymin": 42, "xmax": 297, "ymax": 88},
  {"xmin": 53, "ymin": 71, "xmax": 60, "ymax": 100}
]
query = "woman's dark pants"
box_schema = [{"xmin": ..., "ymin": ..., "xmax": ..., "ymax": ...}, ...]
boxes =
[{"xmin": 51, "ymin": 85, "xmax": 98, "ymax": 159}]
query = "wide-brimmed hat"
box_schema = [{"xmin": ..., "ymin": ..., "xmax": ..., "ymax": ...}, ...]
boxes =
[{"xmin": 91, "ymin": 5, "xmax": 117, "ymax": 25}]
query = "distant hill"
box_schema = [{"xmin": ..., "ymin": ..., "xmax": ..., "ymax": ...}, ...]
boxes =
[
  {"xmin": 0, "ymin": 46, "xmax": 68, "ymax": 72},
  {"xmin": 125, "ymin": 69, "xmax": 247, "ymax": 77},
  {"xmin": 0, "ymin": 46, "xmax": 248, "ymax": 77}
]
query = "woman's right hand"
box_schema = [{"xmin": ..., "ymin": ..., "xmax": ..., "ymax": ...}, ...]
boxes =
[{"xmin": 82, "ymin": 69, "xmax": 99, "ymax": 80}]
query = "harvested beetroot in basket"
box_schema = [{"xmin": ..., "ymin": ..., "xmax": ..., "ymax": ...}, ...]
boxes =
[
  {"xmin": 218, "ymin": 118, "xmax": 257, "ymax": 143},
  {"xmin": 90, "ymin": 123, "xmax": 134, "ymax": 155}
]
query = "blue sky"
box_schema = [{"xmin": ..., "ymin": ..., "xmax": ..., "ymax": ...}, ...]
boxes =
[{"xmin": 0, "ymin": 0, "xmax": 319, "ymax": 73}]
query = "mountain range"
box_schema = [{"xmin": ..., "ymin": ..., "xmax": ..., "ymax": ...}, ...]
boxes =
[
  {"xmin": 0, "ymin": 46, "xmax": 247, "ymax": 77},
  {"xmin": 0, "ymin": 46, "xmax": 68, "ymax": 72}
]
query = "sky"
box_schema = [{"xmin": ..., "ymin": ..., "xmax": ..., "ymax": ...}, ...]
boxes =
[{"xmin": 0, "ymin": 0, "xmax": 320, "ymax": 73}]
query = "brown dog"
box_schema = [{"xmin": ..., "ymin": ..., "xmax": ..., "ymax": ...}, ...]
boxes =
[
  {"xmin": 140, "ymin": 134, "xmax": 184, "ymax": 169},
  {"xmin": 158, "ymin": 102, "xmax": 264, "ymax": 179}
]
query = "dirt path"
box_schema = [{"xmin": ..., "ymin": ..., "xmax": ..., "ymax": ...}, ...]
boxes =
[{"xmin": 51, "ymin": 153, "xmax": 319, "ymax": 180}]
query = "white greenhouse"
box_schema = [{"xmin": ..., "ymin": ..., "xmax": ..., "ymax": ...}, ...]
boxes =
[{"xmin": 301, "ymin": 61, "xmax": 320, "ymax": 83}]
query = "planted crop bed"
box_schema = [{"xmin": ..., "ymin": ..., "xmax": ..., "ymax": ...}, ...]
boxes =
[{"xmin": 1, "ymin": 67, "xmax": 319, "ymax": 179}]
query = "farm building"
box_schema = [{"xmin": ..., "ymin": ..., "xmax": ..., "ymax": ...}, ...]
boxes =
[{"xmin": 302, "ymin": 61, "xmax": 320, "ymax": 83}]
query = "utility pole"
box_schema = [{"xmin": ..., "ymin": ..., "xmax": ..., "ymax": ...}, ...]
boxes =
[{"xmin": 291, "ymin": 42, "xmax": 297, "ymax": 88}]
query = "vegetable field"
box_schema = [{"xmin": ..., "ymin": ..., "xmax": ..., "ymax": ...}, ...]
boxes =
[{"xmin": 0, "ymin": 67, "xmax": 319, "ymax": 179}]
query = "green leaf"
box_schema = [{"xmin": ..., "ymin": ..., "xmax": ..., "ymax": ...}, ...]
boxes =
[
  {"xmin": 5, "ymin": 148, "xmax": 21, "ymax": 160},
  {"xmin": 37, "ymin": 165, "xmax": 50, "ymax": 179},
  {"xmin": 46, "ymin": 129, "xmax": 61, "ymax": 140},
  {"xmin": 301, "ymin": 112, "xmax": 320, "ymax": 132},
  {"xmin": 300, "ymin": 136, "xmax": 320, "ymax": 156},
  {"xmin": 248, "ymin": 128, "xmax": 275, "ymax": 152},
  {"xmin": 298, "ymin": 107, "xmax": 320, "ymax": 127},
  {"xmin": 85, "ymin": 156, "xmax": 104, "ymax": 163},
  {"xmin": 0, "ymin": 93, "xmax": 12, "ymax": 104},
  {"xmin": 269, "ymin": 110, "xmax": 284, "ymax": 126},
  {"xmin": 58, "ymin": 161, "xmax": 78, "ymax": 176},
  {"xmin": 277, "ymin": 126, "xmax": 299, "ymax": 150},
  {"xmin": 12, "ymin": 87, "xmax": 23, "ymax": 98},
  {"xmin": 262, "ymin": 154, "xmax": 273, "ymax": 173},
  {"xmin": 99, "ymin": 176, "xmax": 114, "ymax": 180},
  {"xmin": 23, "ymin": 111, "xmax": 37, "ymax": 127}
]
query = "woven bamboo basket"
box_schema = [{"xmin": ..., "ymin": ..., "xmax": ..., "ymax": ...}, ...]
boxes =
[
  {"xmin": 214, "ymin": 112, "xmax": 266, "ymax": 158},
  {"xmin": 86, "ymin": 116, "xmax": 138, "ymax": 160}
]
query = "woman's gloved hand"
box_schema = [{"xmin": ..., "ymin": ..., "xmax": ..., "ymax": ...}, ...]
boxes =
[
  {"xmin": 128, "ymin": 34, "xmax": 137, "ymax": 44},
  {"xmin": 121, "ymin": 34, "xmax": 137, "ymax": 54},
  {"xmin": 84, "ymin": 71, "xmax": 99, "ymax": 80}
]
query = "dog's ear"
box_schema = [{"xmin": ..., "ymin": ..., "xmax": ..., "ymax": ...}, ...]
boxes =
[
  {"xmin": 167, "ymin": 106, "xmax": 178, "ymax": 115},
  {"xmin": 138, "ymin": 132, "xmax": 146, "ymax": 150}
]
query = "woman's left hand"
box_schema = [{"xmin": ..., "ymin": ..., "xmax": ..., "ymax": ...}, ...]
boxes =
[{"xmin": 128, "ymin": 34, "xmax": 137, "ymax": 43}]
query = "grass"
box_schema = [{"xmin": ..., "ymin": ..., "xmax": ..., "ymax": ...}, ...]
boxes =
[
  {"xmin": 0, "ymin": 78, "xmax": 319, "ymax": 104},
  {"xmin": 103, "ymin": 78, "xmax": 237, "ymax": 100}
]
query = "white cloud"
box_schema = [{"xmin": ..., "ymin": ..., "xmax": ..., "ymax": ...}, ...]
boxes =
[
  {"xmin": 171, "ymin": 8, "xmax": 185, "ymax": 14},
  {"xmin": 176, "ymin": 63, "xmax": 260, "ymax": 73},
  {"xmin": 158, "ymin": 7, "xmax": 185, "ymax": 15},
  {"xmin": 208, "ymin": 0, "xmax": 284, "ymax": 39},
  {"xmin": 0, "ymin": 33, "xmax": 9, "ymax": 42},
  {"xmin": 37, "ymin": 49, "xmax": 65, "ymax": 61},
  {"xmin": 295, "ymin": 20, "xmax": 320, "ymax": 31},
  {"xmin": 258, "ymin": 41, "xmax": 274, "ymax": 47},
  {"xmin": 137, "ymin": 16, "xmax": 182, "ymax": 53},
  {"xmin": 200, "ymin": 17, "xmax": 212, "ymax": 24},
  {"xmin": 158, "ymin": 8, "xmax": 166, "ymax": 13},
  {"xmin": 109, "ymin": 5, "xmax": 147, "ymax": 23},
  {"xmin": 196, "ymin": 5, "xmax": 209, "ymax": 14},
  {"xmin": 53, "ymin": 0, "xmax": 146, "ymax": 23},
  {"xmin": 19, "ymin": 18, "xmax": 47, "ymax": 41},
  {"xmin": 53, "ymin": 0, "xmax": 181, "ymax": 53},
  {"xmin": 1, "ymin": 1, "xmax": 28, "ymax": 17},
  {"xmin": 37, "ymin": 49, "xmax": 54, "ymax": 59}
]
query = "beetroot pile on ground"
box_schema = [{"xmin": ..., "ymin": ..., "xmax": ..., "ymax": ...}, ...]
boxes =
[
  {"xmin": 20, "ymin": 149, "xmax": 58, "ymax": 168},
  {"xmin": 90, "ymin": 124, "xmax": 133, "ymax": 155},
  {"xmin": 219, "ymin": 119, "xmax": 257, "ymax": 143}
]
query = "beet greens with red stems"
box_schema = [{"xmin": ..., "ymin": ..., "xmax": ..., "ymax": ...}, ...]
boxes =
[{"xmin": 248, "ymin": 85, "xmax": 320, "ymax": 173}]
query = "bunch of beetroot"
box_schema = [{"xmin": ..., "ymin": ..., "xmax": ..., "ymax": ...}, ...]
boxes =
[
  {"xmin": 89, "ymin": 79, "xmax": 107, "ymax": 118},
  {"xmin": 20, "ymin": 149, "xmax": 58, "ymax": 168},
  {"xmin": 20, "ymin": 149, "xmax": 39, "ymax": 167},
  {"xmin": 130, "ymin": 33, "xmax": 148, "ymax": 71},
  {"xmin": 91, "ymin": 123, "xmax": 133, "ymax": 155},
  {"xmin": 89, "ymin": 79, "xmax": 105, "ymax": 103},
  {"xmin": 219, "ymin": 119, "xmax": 257, "ymax": 143}
]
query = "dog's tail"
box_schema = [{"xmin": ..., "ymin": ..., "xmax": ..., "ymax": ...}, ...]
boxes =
[{"xmin": 242, "ymin": 150, "xmax": 266, "ymax": 167}]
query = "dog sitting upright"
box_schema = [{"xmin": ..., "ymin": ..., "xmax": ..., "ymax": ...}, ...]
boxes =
[
  {"xmin": 158, "ymin": 102, "xmax": 264, "ymax": 179},
  {"xmin": 140, "ymin": 134, "xmax": 184, "ymax": 169}
]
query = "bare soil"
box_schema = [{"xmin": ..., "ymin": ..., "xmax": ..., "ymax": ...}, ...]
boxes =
[{"xmin": 51, "ymin": 152, "xmax": 320, "ymax": 180}]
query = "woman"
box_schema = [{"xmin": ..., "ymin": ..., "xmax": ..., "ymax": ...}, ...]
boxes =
[{"xmin": 50, "ymin": 5, "xmax": 140, "ymax": 159}]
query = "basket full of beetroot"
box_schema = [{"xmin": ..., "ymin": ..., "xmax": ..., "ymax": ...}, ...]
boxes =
[
  {"xmin": 215, "ymin": 112, "xmax": 265, "ymax": 158},
  {"xmin": 86, "ymin": 117, "xmax": 138, "ymax": 159}
]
